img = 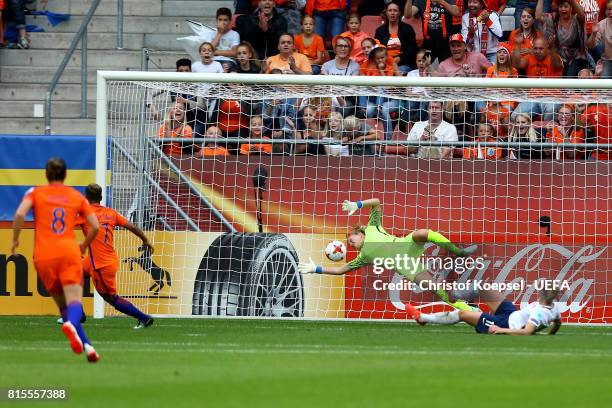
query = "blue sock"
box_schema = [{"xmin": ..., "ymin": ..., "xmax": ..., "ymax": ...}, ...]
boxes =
[
  {"xmin": 111, "ymin": 297, "xmax": 149, "ymax": 321},
  {"xmin": 67, "ymin": 301, "xmax": 91, "ymax": 345}
]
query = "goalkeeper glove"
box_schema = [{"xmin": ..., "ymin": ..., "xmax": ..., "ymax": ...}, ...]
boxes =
[
  {"xmin": 298, "ymin": 258, "xmax": 322, "ymax": 274},
  {"xmin": 342, "ymin": 200, "xmax": 360, "ymax": 216}
]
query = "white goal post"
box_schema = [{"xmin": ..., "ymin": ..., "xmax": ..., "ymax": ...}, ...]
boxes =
[{"xmin": 95, "ymin": 71, "xmax": 612, "ymax": 324}]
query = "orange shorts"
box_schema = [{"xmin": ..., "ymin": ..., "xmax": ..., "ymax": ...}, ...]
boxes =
[
  {"xmin": 83, "ymin": 257, "xmax": 118, "ymax": 297},
  {"xmin": 34, "ymin": 255, "xmax": 83, "ymax": 295}
]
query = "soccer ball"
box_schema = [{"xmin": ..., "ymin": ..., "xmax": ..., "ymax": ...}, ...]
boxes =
[{"xmin": 325, "ymin": 240, "xmax": 346, "ymax": 262}]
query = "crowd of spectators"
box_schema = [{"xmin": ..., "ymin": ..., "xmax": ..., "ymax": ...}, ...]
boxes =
[{"xmin": 145, "ymin": 0, "xmax": 612, "ymax": 160}]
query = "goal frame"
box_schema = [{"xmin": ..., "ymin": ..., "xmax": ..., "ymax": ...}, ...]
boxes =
[{"xmin": 94, "ymin": 71, "xmax": 612, "ymax": 319}]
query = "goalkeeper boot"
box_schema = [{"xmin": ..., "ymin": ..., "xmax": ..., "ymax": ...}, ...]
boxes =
[
  {"xmin": 61, "ymin": 322, "xmax": 83, "ymax": 355},
  {"xmin": 134, "ymin": 317, "xmax": 154, "ymax": 330},
  {"xmin": 459, "ymin": 244, "xmax": 478, "ymax": 257},
  {"xmin": 84, "ymin": 343, "xmax": 100, "ymax": 363}
]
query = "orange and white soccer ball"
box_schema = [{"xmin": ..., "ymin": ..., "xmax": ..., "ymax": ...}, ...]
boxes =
[{"xmin": 325, "ymin": 240, "xmax": 346, "ymax": 262}]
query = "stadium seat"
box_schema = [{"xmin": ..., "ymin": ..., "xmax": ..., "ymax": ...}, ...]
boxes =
[
  {"xmin": 402, "ymin": 17, "xmax": 423, "ymax": 47},
  {"xmin": 385, "ymin": 124, "xmax": 410, "ymax": 155},
  {"xmin": 361, "ymin": 15, "xmax": 384, "ymax": 37}
]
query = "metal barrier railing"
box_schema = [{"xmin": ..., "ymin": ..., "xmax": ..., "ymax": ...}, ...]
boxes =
[
  {"xmin": 44, "ymin": 0, "xmax": 100, "ymax": 134},
  {"xmin": 44, "ymin": 0, "xmax": 126, "ymax": 134}
]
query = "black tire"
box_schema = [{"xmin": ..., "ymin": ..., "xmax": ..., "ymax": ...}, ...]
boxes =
[{"xmin": 192, "ymin": 233, "xmax": 304, "ymax": 317}]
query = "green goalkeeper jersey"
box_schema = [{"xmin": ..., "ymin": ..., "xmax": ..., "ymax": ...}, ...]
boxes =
[{"xmin": 345, "ymin": 206, "xmax": 426, "ymax": 279}]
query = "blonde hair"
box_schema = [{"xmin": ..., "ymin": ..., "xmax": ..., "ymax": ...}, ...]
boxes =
[
  {"xmin": 326, "ymin": 111, "xmax": 344, "ymax": 139},
  {"xmin": 508, "ymin": 113, "xmax": 539, "ymax": 143},
  {"xmin": 537, "ymin": 279, "xmax": 560, "ymax": 305}
]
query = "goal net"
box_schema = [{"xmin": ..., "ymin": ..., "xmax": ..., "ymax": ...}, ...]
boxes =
[{"xmin": 96, "ymin": 72, "xmax": 612, "ymax": 324}]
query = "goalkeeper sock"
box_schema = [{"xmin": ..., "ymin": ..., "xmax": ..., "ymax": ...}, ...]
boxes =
[
  {"xmin": 111, "ymin": 296, "xmax": 149, "ymax": 321},
  {"xmin": 427, "ymin": 230, "xmax": 464, "ymax": 256},
  {"xmin": 66, "ymin": 301, "xmax": 91, "ymax": 345},
  {"xmin": 419, "ymin": 311, "xmax": 460, "ymax": 324}
]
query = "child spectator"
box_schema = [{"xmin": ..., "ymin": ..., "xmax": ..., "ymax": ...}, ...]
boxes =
[
  {"xmin": 199, "ymin": 126, "xmax": 230, "ymax": 157},
  {"xmin": 404, "ymin": 48, "xmax": 436, "ymax": 122},
  {"xmin": 158, "ymin": 102, "xmax": 194, "ymax": 156},
  {"xmin": 482, "ymin": 101, "xmax": 511, "ymax": 138},
  {"xmin": 321, "ymin": 111, "xmax": 350, "ymax": 156},
  {"xmin": 545, "ymin": 104, "xmax": 585, "ymax": 159},
  {"xmin": 294, "ymin": 15, "xmax": 326, "ymax": 74},
  {"xmin": 507, "ymin": 113, "xmax": 548, "ymax": 159},
  {"xmin": 295, "ymin": 105, "xmax": 327, "ymax": 155},
  {"xmin": 304, "ymin": 0, "xmax": 347, "ymax": 45},
  {"xmin": 211, "ymin": 8, "xmax": 240, "ymax": 69},
  {"xmin": 232, "ymin": 41, "xmax": 262, "ymax": 74},
  {"xmin": 341, "ymin": 13, "xmax": 370, "ymax": 64},
  {"xmin": 192, "ymin": 42, "xmax": 225, "ymax": 73},
  {"xmin": 343, "ymin": 114, "xmax": 379, "ymax": 155},
  {"xmin": 508, "ymin": 8, "xmax": 543, "ymax": 60},
  {"xmin": 360, "ymin": 46, "xmax": 402, "ymax": 140},
  {"xmin": 361, "ymin": 37, "xmax": 376, "ymax": 63},
  {"xmin": 240, "ymin": 115, "xmax": 273, "ymax": 155},
  {"xmin": 463, "ymin": 123, "xmax": 503, "ymax": 159}
]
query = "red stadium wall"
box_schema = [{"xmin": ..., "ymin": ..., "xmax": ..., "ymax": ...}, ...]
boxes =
[{"xmin": 174, "ymin": 157, "xmax": 611, "ymax": 324}]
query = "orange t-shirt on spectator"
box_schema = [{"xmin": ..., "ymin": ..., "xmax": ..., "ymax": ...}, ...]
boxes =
[
  {"xmin": 546, "ymin": 126, "xmax": 585, "ymax": 159},
  {"xmin": 341, "ymin": 30, "xmax": 370, "ymax": 63},
  {"xmin": 386, "ymin": 32, "xmax": 402, "ymax": 61},
  {"xmin": 294, "ymin": 34, "xmax": 326, "ymax": 62},
  {"xmin": 158, "ymin": 123, "xmax": 194, "ymax": 155},
  {"xmin": 360, "ymin": 57, "xmax": 397, "ymax": 76},
  {"xmin": 305, "ymin": 0, "xmax": 347, "ymax": 16},
  {"xmin": 463, "ymin": 138, "xmax": 503, "ymax": 159},
  {"xmin": 508, "ymin": 30, "xmax": 543, "ymax": 53},
  {"xmin": 524, "ymin": 54, "xmax": 562, "ymax": 78},
  {"xmin": 485, "ymin": 66, "xmax": 518, "ymax": 78},
  {"xmin": 265, "ymin": 52, "xmax": 313, "ymax": 74},
  {"xmin": 200, "ymin": 146, "xmax": 230, "ymax": 156},
  {"xmin": 240, "ymin": 137, "xmax": 273, "ymax": 155},
  {"xmin": 581, "ymin": 104, "xmax": 612, "ymax": 160}
]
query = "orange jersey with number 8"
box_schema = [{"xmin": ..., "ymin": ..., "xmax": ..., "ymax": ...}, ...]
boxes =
[
  {"xmin": 25, "ymin": 185, "xmax": 93, "ymax": 261},
  {"xmin": 79, "ymin": 204, "xmax": 128, "ymax": 269}
]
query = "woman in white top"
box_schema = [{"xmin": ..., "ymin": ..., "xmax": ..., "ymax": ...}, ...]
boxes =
[{"xmin": 192, "ymin": 42, "xmax": 225, "ymax": 73}]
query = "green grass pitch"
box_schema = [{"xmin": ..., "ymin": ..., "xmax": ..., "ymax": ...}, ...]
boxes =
[{"xmin": 1, "ymin": 316, "xmax": 611, "ymax": 408}]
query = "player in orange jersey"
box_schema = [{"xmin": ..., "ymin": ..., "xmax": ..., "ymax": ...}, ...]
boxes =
[
  {"xmin": 11, "ymin": 157, "xmax": 101, "ymax": 363},
  {"xmin": 77, "ymin": 183, "xmax": 155, "ymax": 329}
]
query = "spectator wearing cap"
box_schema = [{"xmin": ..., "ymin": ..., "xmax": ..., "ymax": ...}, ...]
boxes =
[
  {"xmin": 304, "ymin": 0, "xmax": 347, "ymax": 45},
  {"xmin": 438, "ymin": 33, "xmax": 491, "ymax": 76},
  {"xmin": 235, "ymin": 0, "xmax": 289, "ymax": 59},
  {"xmin": 462, "ymin": 0, "xmax": 503, "ymax": 63},
  {"xmin": 264, "ymin": 33, "xmax": 313, "ymax": 74},
  {"xmin": 405, "ymin": 0, "xmax": 461, "ymax": 64},
  {"xmin": 536, "ymin": 0, "xmax": 588, "ymax": 77},
  {"xmin": 587, "ymin": 1, "xmax": 612, "ymax": 78},
  {"xmin": 375, "ymin": 1, "xmax": 418, "ymax": 73}
]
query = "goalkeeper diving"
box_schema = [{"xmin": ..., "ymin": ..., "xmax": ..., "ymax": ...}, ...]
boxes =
[{"xmin": 298, "ymin": 198, "xmax": 477, "ymax": 312}]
